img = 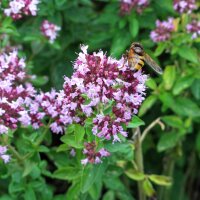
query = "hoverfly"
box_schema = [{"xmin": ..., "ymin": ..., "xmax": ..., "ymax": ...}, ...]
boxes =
[{"xmin": 122, "ymin": 42, "xmax": 163, "ymax": 75}]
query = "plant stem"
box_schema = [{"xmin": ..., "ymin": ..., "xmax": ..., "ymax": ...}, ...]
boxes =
[
  {"xmin": 134, "ymin": 128, "xmax": 146, "ymax": 200},
  {"xmin": 159, "ymin": 154, "xmax": 175, "ymax": 200},
  {"xmin": 0, "ymin": 136, "xmax": 23, "ymax": 163},
  {"xmin": 23, "ymin": 121, "xmax": 51, "ymax": 160},
  {"xmin": 140, "ymin": 117, "xmax": 164, "ymax": 143},
  {"xmin": 8, "ymin": 144, "xmax": 24, "ymax": 163}
]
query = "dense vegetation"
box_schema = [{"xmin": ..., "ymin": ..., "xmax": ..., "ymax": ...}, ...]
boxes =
[{"xmin": 0, "ymin": 0, "xmax": 200, "ymax": 200}]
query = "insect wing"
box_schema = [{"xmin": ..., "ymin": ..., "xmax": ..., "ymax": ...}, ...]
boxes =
[{"xmin": 144, "ymin": 53, "xmax": 163, "ymax": 75}]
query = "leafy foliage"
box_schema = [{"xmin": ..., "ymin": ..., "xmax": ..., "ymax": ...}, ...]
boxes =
[{"xmin": 0, "ymin": 0, "xmax": 200, "ymax": 200}]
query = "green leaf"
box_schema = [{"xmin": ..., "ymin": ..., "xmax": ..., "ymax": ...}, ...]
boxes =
[
  {"xmin": 159, "ymin": 92, "xmax": 175, "ymax": 108},
  {"xmin": 31, "ymin": 41, "xmax": 45, "ymax": 55},
  {"xmin": 53, "ymin": 167, "xmax": 82, "ymax": 181},
  {"xmin": 110, "ymin": 32, "xmax": 132, "ymax": 58},
  {"xmin": 157, "ymin": 132, "xmax": 180, "ymax": 152},
  {"xmin": 172, "ymin": 97, "xmax": 200, "ymax": 117},
  {"xmin": 125, "ymin": 169, "xmax": 145, "ymax": 181},
  {"xmin": 139, "ymin": 95, "xmax": 157, "ymax": 116},
  {"xmin": 105, "ymin": 143, "xmax": 133, "ymax": 161},
  {"xmin": 129, "ymin": 18, "xmax": 139, "ymax": 38},
  {"xmin": 146, "ymin": 78, "xmax": 157, "ymax": 90},
  {"xmin": 103, "ymin": 191, "xmax": 115, "ymax": 200},
  {"xmin": 195, "ymin": 132, "xmax": 200, "ymax": 153},
  {"xmin": 127, "ymin": 115, "xmax": 145, "ymax": 128},
  {"xmin": 66, "ymin": 124, "xmax": 75, "ymax": 134},
  {"xmin": 149, "ymin": 175, "xmax": 172, "ymax": 186},
  {"xmin": 142, "ymin": 179, "xmax": 155, "ymax": 197},
  {"xmin": 81, "ymin": 163, "xmax": 107, "ymax": 193},
  {"xmin": 89, "ymin": 181, "xmax": 102, "ymax": 200},
  {"xmin": 173, "ymin": 75, "xmax": 194, "ymax": 95},
  {"xmin": 161, "ymin": 116, "xmax": 183, "ymax": 129},
  {"xmin": 178, "ymin": 46, "xmax": 198, "ymax": 63},
  {"xmin": 38, "ymin": 145, "xmax": 49, "ymax": 153},
  {"xmin": 60, "ymin": 135, "xmax": 84, "ymax": 149},
  {"xmin": 55, "ymin": 0, "xmax": 67, "ymax": 8},
  {"xmin": 23, "ymin": 161, "xmax": 35, "ymax": 177},
  {"xmin": 24, "ymin": 186, "xmax": 36, "ymax": 200},
  {"xmin": 154, "ymin": 43, "xmax": 167, "ymax": 56},
  {"xmin": 74, "ymin": 124, "xmax": 85, "ymax": 143},
  {"xmin": 163, "ymin": 65, "xmax": 176, "ymax": 90},
  {"xmin": 31, "ymin": 76, "xmax": 48, "ymax": 87},
  {"xmin": 191, "ymin": 79, "xmax": 200, "ymax": 100},
  {"xmin": 103, "ymin": 177, "xmax": 125, "ymax": 191},
  {"xmin": 57, "ymin": 144, "xmax": 69, "ymax": 152},
  {"xmin": 66, "ymin": 182, "xmax": 81, "ymax": 200}
]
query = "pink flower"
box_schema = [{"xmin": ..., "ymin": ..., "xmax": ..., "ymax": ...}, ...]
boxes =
[
  {"xmin": 186, "ymin": 20, "xmax": 200, "ymax": 39},
  {"xmin": 150, "ymin": 18, "xmax": 175, "ymax": 42},
  {"xmin": 44, "ymin": 45, "xmax": 147, "ymax": 142},
  {"xmin": 40, "ymin": 20, "xmax": 61, "ymax": 43},
  {"xmin": 81, "ymin": 142, "xmax": 110, "ymax": 165},
  {"xmin": 120, "ymin": 0, "xmax": 149, "ymax": 14},
  {"xmin": 4, "ymin": 0, "xmax": 40, "ymax": 20},
  {"xmin": 0, "ymin": 50, "xmax": 44, "ymax": 134},
  {"xmin": 0, "ymin": 146, "xmax": 10, "ymax": 163},
  {"xmin": 173, "ymin": 0, "xmax": 197, "ymax": 13},
  {"xmin": 70, "ymin": 148, "xmax": 76, "ymax": 157}
]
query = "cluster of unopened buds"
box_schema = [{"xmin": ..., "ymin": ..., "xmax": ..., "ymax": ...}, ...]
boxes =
[
  {"xmin": 4, "ymin": 0, "xmax": 40, "ymax": 20},
  {"xmin": 186, "ymin": 20, "xmax": 200, "ymax": 39},
  {"xmin": 120, "ymin": 0, "xmax": 149, "ymax": 14},
  {"xmin": 150, "ymin": 18, "xmax": 175, "ymax": 42},
  {"xmin": 40, "ymin": 20, "xmax": 61, "ymax": 43},
  {"xmin": 173, "ymin": 0, "xmax": 197, "ymax": 13}
]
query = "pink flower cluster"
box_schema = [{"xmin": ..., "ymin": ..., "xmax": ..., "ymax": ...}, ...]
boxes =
[
  {"xmin": 81, "ymin": 142, "xmax": 110, "ymax": 165},
  {"xmin": 120, "ymin": 0, "xmax": 149, "ymax": 14},
  {"xmin": 41, "ymin": 45, "xmax": 147, "ymax": 143},
  {"xmin": 40, "ymin": 20, "xmax": 61, "ymax": 43},
  {"xmin": 173, "ymin": 0, "xmax": 197, "ymax": 13},
  {"xmin": 4, "ymin": 0, "xmax": 40, "ymax": 20},
  {"xmin": 0, "ymin": 146, "xmax": 10, "ymax": 163},
  {"xmin": 0, "ymin": 51, "xmax": 44, "ymax": 134},
  {"xmin": 186, "ymin": 20, "xmax": 200, "ymax": 39},
  {"xmin": 150, "ymin": 18, "xmax": 175, "ymax": 42},
  {"xmin": 0, "ymin": 46, "xmax": 147, "ymax": 164}
]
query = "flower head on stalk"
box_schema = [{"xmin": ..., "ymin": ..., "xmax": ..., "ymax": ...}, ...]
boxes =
[
  {"xmin": 150, "ymin": 18, "xmax": 175, "ymax": 42},
  {"xmin": 120, "ymin": 0, "xmax": 149, "ymax": 14},
  {"xmin": 173, "ymin": 0, "xmax": 197, "ymax": 13},
  {"xmin": 40, "ymin": 20, "xmax": 61, "ymax": 43},
  {"xmin": 45, "ymin": 45, "xmax": 147, "ymax": 144},
  {"xmin": 186, "ymin": 20, "xmax": 200, "ymax": 39},
  {"xmin": 0, "ymin": 50, "xmax": 44, "ymax": 135},
  {"xmin": 4, "ymin": 0, "xmax": 40, "ymax": 20}
]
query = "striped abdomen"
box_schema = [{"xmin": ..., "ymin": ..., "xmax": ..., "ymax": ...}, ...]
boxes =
[{"xmin": 128, "ymin": 50, "xmax": 145, "ymax": 71}]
